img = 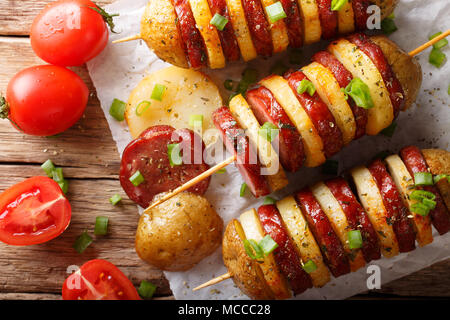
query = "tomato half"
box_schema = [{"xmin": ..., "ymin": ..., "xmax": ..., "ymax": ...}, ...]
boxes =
[
  {"xmin": 31, "ymin": 0, "xmax": 110, "ymax": 66},
  {"xmin": 3, "ymin": 65, "xmax": 88, "ymax": 136},
  {"xmin": 62, "ymin": 259, "xmax": 141, "ymax": 300},
  {"xmin": 0, "ymin": 176, "xmax": 71, "ymax": 246}
]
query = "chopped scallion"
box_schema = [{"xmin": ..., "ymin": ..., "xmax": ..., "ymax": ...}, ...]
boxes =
[
  {"xmin": 189, "ymin": 114, "xmax": 204, "ymax": 129},
  {"xmin": 73, "ymin": 231, "xmax": 93, "ymax": 254},
  {"xmin": 410, "ymin": 202, "xmax": 431, "ymax": 216},
  {"xmin": 135, "ymin": 100, "xmax": 151, "ymax": 116},
  {"xmin": 263, "ymin": 197, "xmax": 276, "ymax": 205},
  {"xmin": 302, "ymin": 259, "xmax": 317, "ymax": 274},
  {"xmin": 216, "ymin": 168, "xmax": 227, "ymax": 174},
  {"xmin": 259, "ymin": 235, "xmax": 278, "ymax": 256},
  {"xmin": 210, "ymin": 13, "xmax": 228, "ymax": 31},
  {"xmin": 331, "ymin": 0, "xmax": 348, "ymax": 11},
  {"xmin": 240, "ymin": 183, "xmax": 247, "ymax": 197},
  {"xmin": 41, "ymin": 159, "xmax": 55, "ymax": 177},
  {"xmin": 410, "ymin": 189, "xmax": 436, "ymax": 201},
  {"xmin": 109, "ymin": 99, "xmax": 126, "ymax": 121},
  {"xmin": 422, "ymin": 198, "xmax": 436, "ymax": 210},
  {"xmin": 243, "ymin": 239, "xmax": 264, "ymax": 260},
  {"xmin": 429, "ymin": 48, "xmax": 446, "ymax": 68},
  {"xmin": 94, "ymin": 216, "xmax": 109, "ymax": 236},
  {"xmin": 167, "ymin": 143, "xmax": 183, "ymax": 167},
  {"xmin": 414, "ymin": 172, "xmax": 433, "ymax": 186},
  {"xmin": 347, "ymin": 230, "xmax": 363, "ymax": 249},
  {"xmin": 151, "ymin": 84, "xmax": 167, "ymax": 101},
  {"xmin": 297, "ymin": 79, "xmax": 316, "ymax": 96},
  {"xmin": 266, "ymin": 2, "xmax": 287, "ymax": 23},
  {"xmin": 343, "ymin": 78, "xmax": 374, "ymax": 109},
  {"xmin": 259, "ymin": 122, "xmax": 279, "ymax": 142},
  {"xmin": 129, "ymin": 170, "xmax": 145, "ymax": 187},
  {"xmin": 109, "ymin": 194, "xmax": 122, "ymax": 205},
  {"xmin": 434, "ymin": 174, "xmax": 449, "ymax": 184},
  {"xmin": 138, "ymin": 280, "xmax": 157, "ymax": 299},
  {"xmin": 429, "ymin": 32, "xmax": 448, "ymax": 50}
]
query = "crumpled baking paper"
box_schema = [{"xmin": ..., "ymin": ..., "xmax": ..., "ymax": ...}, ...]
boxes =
[{"xmin": 87, "ymin": 0, "xmax": 450, "ymax": 300}]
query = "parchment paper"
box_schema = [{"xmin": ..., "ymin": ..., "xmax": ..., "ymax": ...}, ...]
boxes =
[{"xmin": 87, "ymin": 0, "xmax": 450, "ymax": 300}]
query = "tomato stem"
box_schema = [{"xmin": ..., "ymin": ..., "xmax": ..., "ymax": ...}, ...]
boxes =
[
  {"xmin": 0, "ymin": 95, "xmax": 9, "ymax": 119},
  {"xmin": 89, "ymin": 5, "xmax": 119, "ymax": 33}
]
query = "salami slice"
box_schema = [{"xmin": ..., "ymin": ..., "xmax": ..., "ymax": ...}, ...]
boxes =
[
  {"xmin": 258, "ymin": 204, "xmax": 313, "ymax": 294},
  {"xmin": 246, "ymin": 86, "xmax": 305, "ymax": 172},
  {"xmin": 316, "ymin": 0, "xmax": 337, "ymax": 39},
  {"xmin": 368, "ymin": 159, "xmax": 416, "ymax": 252},
  {"xmin": 207, "ymin": 0, "xmax": 241, "ymax": 61},
  {"xmin": 296, "ymin": 188, "xmax": 350, "ymax": 278},
  {"xmin": 352, "ymin": 0, "xmax": 370, "ymax": 30},
  {"xmin": 173, "ymin": 0, "xmax": 207, "ymax": 68},
  {"xmin": 278, "ymin": 0, "xmax": 303, "ymax": 48},
  {"xmin": 213, "ymin": 106, "xmax": 270, "ymax": 197},
  {"xmin": 285, "ymin": 70, "xmax": 343, "ymax": 157},
  {"xmin": 120, "ymin": 125, "xmax": 210, "ymax": 208},
  {"xmin": 241, "ymin": 0, "xmax": 273, "ymax": 57},
  {"xmin": 400, "ymin": 146, "xmax": 450, "ymax": 235},
  {"xmin": 326, "ymin": 178, "xmax": 381, "ymax": 262},
  {"xmin": 347, "ymin": 33, "xmax": 405, "ymax": 117},
  {"xmin": 312, "ymin": 51, "xmax": 368, "ymax": 139}
]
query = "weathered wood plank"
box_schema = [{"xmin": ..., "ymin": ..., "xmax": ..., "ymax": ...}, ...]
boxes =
[{"xmin": 0, "ymin": 0, "xmax": 115, "ymax": 36}]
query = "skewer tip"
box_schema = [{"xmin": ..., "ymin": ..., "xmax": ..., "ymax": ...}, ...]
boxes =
[
  {"xmin": 112, "ymin": 34, "xmax": 142, "ymax": 44},
  {"xmin": 192, "ymin": 272, "xmax": 232, "ymax": 292}
]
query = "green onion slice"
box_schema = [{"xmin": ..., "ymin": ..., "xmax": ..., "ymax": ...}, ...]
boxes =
[
  {"xmin": 73, "ymin": 231, "xmax": 93, "ymax": 254},
  {"xmin": 448, "ymin": 84, "xmax": 450, "ymax": 96},
  {"xmin": 266, "ymin": 2, "xmax": 287, "ymax": 23},
  {"xmin": 263, "ymin": 197, "xmax": 277, "ymax": 205},
  {"xmin": 259, "ymin": 235, "xmax": 278, "ymax": 256},
  {"xmin": 129, "ymin": 170, "xmax": 145, "ymax": 187},
  {"xmin": 109, "ymin": 98, "xmax": 126, "ymax": 121},
  {"xmin": 259, "ymin": 122, "xmax": 279, "ymax": 142},
  {"xmin": 210, "ymin": 13, "xmax": 229, "ymax": 31},
  {"xmin": 410, "ymin": 202, "xmax": 431, "ymax": 217},
  {"xmin": 189, "ymin": 114, "xmax": 204, "ymax": 129},
  {"xmin": 109, "ymin": 194, "xmax": 122, "ymax": 205},
  {"xmin": 347, "ymin": 230, "xmax": 363, "ymax": 249},
  {"xmin": 216, "ymin": 168, "xmax": 227, "ymax": 174},
  {"xmin": 151, "ymin": 84, "xmax": 167, "ymax": 101},
  {"xmin": 322, "ymin": 159, "xmax": 339, "ymax": 175},
  {"xmin": 138, "ymin": 280, "xmax": 157, "ymax": 299},
  {"xmin": 135, "ymin": 100, "xmax": 151, "ymax": 116},
  {"xmin": 297, "ymin": 79, "xmax": 316, "ymax": 96},
  {"xmin": 167, "ymin": 143, "xmax": 183, "ymax": 167},
  {"xmin": 52, "ymin": 168, "xmax": 64, "ymax": 183},
  {"xmin": 380, "ymin": 122, "xmax": 397, "ymax": 137},
  {"xmin": 240, "ymin": 183, "xmax": 247, "ymax": 197},
  {"xmin": 331, "ymin": 0, "xmax": 348, "ymax": 11},
  {"xmin": 429, "ymin": 32, "xmax": 448, "ymax": 50},
  {"xmin": 429, "ymin": 48, "xmax": 446, "ymax": 68},
  {"xmin": 302, "ymin": 259, "xmax": 317, "ymax": 274},
  {"xmin": 343, "ymin": 78, "xmax": 374, "ymax": 109},
  {"xmin": 243, "ymin": 239, "xmax": 264, "ymax": 260},
  {"xmin": 381, "ymin": 18, "xmax": 398, "ymax": 35},
  {"xmin": 410, "ymin": 189, "xmax": 436, "ymax": 201},
  {"xmin": 414, "ymin": 172, "xmax": 433, "ymax": 186},
  {"xmin": 41, "ymin": 159, "xmax": 55, "ymax": 177},
  {"xmin": 422, "ymin": 198, "xmax": 436, "ymax": 210},
  {"xmin": 434, "ymin": 174, "xmax": 449, "ymax": 184},
  {"xmin": 94, "ymin": 216, "xmax": 109, "ymax": 236}
]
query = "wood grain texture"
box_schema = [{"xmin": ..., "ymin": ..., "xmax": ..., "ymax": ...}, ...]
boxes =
[{"xmin": 0, "ymin": 1, "xmax": 449, "ymax": 300}]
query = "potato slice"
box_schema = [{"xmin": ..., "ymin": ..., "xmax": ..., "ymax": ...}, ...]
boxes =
[
  {"xmin": 337, "ymin": 1, "xmax": 355, "ymax": 34},
  {"xmin": 385, "ymin": 155, "xmax": 433, "ymax": 247},
  {"xmin": 259, "ymin": 0, "xmax": 289, "ymax": 53},
  {"xmin": 296, "ymin": 0, "xmax": 321, "ymax": 44},
  {"xmin": 240, "ymin": 209, "xmax": 292, "ymax": 299},
  {"xmin": 189, "ymin": 0, "xmax": 226, "ymax": 69},
  {"xmin": 225, "ymin": 0, "xmax": 258, "ymax": 61},
  {"xmin": 229, "ymin": 95, "xmax": 288, "ymax": 192},
  {"xmin": 422, "ymin": 149, "xmax": 450, "ymax": 211},
  {"xmin": 327, "ymin": 39, "xmax": 394, "ymax": 135},
  {"xmin": 350, "ymin": 166, "xmax": 399, "ymax": 257},
  {"xmin": 140, "ymin": 0, "xmax": 189, "ymax": 68},
  {"xmin": 311, "ymin": 182, "xmax": 366, "ymax": 271},
  {"xmin": 125, "ymin": 66, "xmax": 223, "ymax": 143},
  {"xmin": 260, "ymin": 75, "xmax": 326, "ymax": 167},
  {"xmin": 276, "ymin": 196, "xmax": 330, "ymax": 287},
  {"xmin": 302, "ymin": 62, "xmax": 356, "ymax": 145}
]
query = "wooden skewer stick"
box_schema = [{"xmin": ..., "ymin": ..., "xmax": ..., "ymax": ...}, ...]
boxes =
[
  {"xmin": 192, "ymin": 272, "xmax": 232, "ymax": 292},
  {"xmin": 112, "ymin": 34, "xmax": 143, "ymax": 44},
  {"xmin": 143, "ymin": 155, "xmax": 237, "ymax": 213},
  {"xmin": 408, "ymin": 29, "xmax": 450, "ymax": 56}
]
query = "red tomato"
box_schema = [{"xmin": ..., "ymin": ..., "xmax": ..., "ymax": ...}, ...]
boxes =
[
  {"xmin": 0, "ymin": 176, "xmax": 71, "ymax": 246},
  {"xmin": 2, "ymin": 65, "xmax": 88, "ymax": 136},
  {"xmin": 62, "ymin": 259, "xmax": 141, "ymax": 300},
  {"xmin": 31, "ymin": 0, "xmax": 110, "ymax": 66}
]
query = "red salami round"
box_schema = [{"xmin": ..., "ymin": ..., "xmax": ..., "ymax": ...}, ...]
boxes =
[
  {"xmin": 400, "ymin": 146, "xmax": 450, "ymax": 235},
  {"xmin": 278, "ymin": 0, "xmax": 303, "ymax": 48},
  {"xmin": 316, "ymin": 0, "xmax": 337, "ymax": 39},
  {"xmin": 296, "ymin": 188, "xmax": 350, "ymax": 278},
  {"xmin": 347, "ymin": 33, "xmax": 405, "ymax": 117},
  {"xmin": 367, "ymin": 159, "xmax": 416, "ymax": 253},
  {"xmin": 241, "ymin": 0, "xmax": 273, "ymax": 57},
  {"xmin": 325, "ymin": 178, "xmax": 381, "ymax": 262},
  {"xmin": 352, "ymin": 0, "xmax": 370, "ymax": 30},
  {"xmin": 173, "ymin": 0, "xmax": 207, "ymax": 68},
  {"xmin": 258, "ymin": 204, "xmax": 313, "ymax": 294},
  {"xmin": 246, "ymin": 86, "xmax": 305, "ymax": 172},
  {"xmin": 285, "ymin": 70, "xmax": 343, "ymax": 157},
  {"xmin": 120, "ymin": 126, "xmax": 210, "ymax": 208},
  {"xmin": 312, "ymin": 51, "xmax": 367, "ymax": 139}
]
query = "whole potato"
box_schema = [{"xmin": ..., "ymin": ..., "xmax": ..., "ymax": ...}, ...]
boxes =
[{"xmin": 135, "ymin": 192, "xmax": 223, "ymax": 271}]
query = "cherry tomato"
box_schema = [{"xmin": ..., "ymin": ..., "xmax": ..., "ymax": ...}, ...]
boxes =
[
  {"xmin": 62, "ymin": 259, "xmax": 141, "ymax": 300},
  {"xmin": 31, "ymin": 0, "xmax": 112, "ymax": 66},
  {"xmin": 0, "ymin": 176, "xmax": 71, "ymax": 246},
  {"xmin": 1, "ymin": 65, "xmax": 88, "ymax": 136}
]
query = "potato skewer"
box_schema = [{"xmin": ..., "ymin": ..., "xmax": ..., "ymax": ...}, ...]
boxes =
[{"xmin": 144, "ymin": 32, "xmax": 447, "ymax": 213}]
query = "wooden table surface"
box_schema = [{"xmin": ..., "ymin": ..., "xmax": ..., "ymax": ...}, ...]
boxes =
[{"xmin": 0, "ymin": 0, "xmax": 449, "ymax": 300}]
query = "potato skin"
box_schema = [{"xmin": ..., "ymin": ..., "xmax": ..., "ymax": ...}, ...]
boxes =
[
  {"xmin": 422, "ymin": 149, "xmax": 450, "ymax": 211},
  {"xmin": 135, "ymin": 192, "xmax": 223, "ymax": 271},
  {"xmin": 370, "ymin": 35, "xmax": 422, "ymax": 111},
  {"xmin": 141, "ymin": 0, "xmax": 189, "ymax": 68},
  {"xmin": 222, "ymin": 220, "xmax": 274, "ymax": 300},
  {"xmin": 371, "ymin": 0, "xmax": 398, "ymax": 20}
]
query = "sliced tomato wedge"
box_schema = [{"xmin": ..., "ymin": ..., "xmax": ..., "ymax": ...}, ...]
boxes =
[
  {"xmin": 0, "ymin": 176, "xmax": 71, "ymax": 246},
  {"xmin": 62, "ymin": 259, "xmax": 141, "ymax": 300}
]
